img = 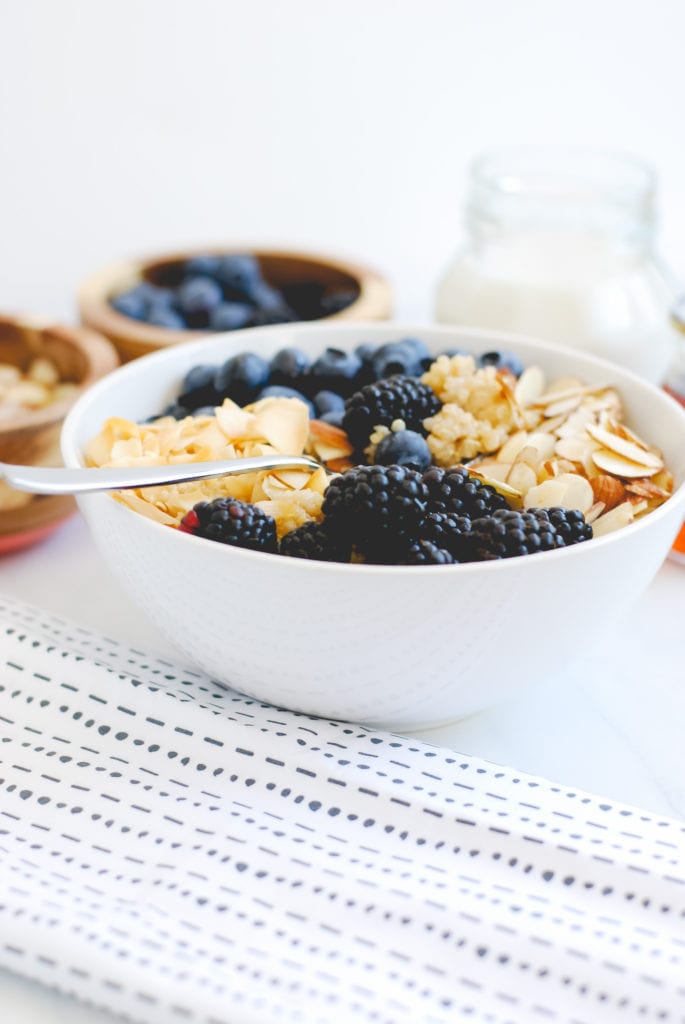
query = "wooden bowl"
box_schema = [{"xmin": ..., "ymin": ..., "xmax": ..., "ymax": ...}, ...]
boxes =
[
  {"xmin": 0, "ymin": 315, "xmax": 119, "ymax": 551},
  {"xmin": 78, "ymin": 247, "xmax": 393, "ymax": 363}
]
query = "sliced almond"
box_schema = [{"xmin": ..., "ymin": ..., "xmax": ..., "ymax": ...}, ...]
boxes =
[
  {"xmin": 523, "ymin": 473, "xmax": 594, "ymax": 514},
  {"xmin": 535, "ymin": 412, "xmax": 570, "ymax": 434},
  {"xmin": 592, "ymin": 500, "xmax": 635, "ymax": 537},
  {"xmin": 498, "ymin": 429, "xmax": 529, "ymax": 463},
  {"xmin": 554, "ymin": 435, "xmax": 596, "ymax": 463},
  {"xmin": 514, "ymin": 365, "xmax": 546, "ymax": 406},
  {"xmin": 467, "ymin": 469, "xmax": 523, "ymax": 505},
  {"xmin": 590, "ymin": 474, "xmax": 626, "ymax": 512},
  {"xmin": 513, "ymin": 444, "xmax": 544, "ymax": 470},
  {"xmin": 308, "ymin": 418, "xmax": 354, "ymax": 462},
  {"xmin": 543, "ymin": 393, "xmax": 585, "ymax": 418},
  {"xmin": 625, "ymin": 478, "xmax": 673, "ymax": 501},
  {"xmin": 585, "ymin": 501, "xmax": 606, "ymax": 524},
  {"xmin": 592, "ymin": 449, "xmax": 662, "ymax": 479},
  {"xmin": 468, "ymin": 459, "xmax": 514, "ymax": 483},
  {"xmin": 585, "ymin": 423, "xmax": 663, "ymax": 469},
  {"xmin": 523, "ymin": 432, "xmax": 557, "ymax": 461},
  {"xmin": 532, "ymin": 385, "xmax": 587, "ymax": 408},
  {"xmin": 506, "ymin": 461, "xmax": 538, "ymax": 495}
]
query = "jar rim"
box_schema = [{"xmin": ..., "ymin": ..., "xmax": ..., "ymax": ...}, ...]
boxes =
[{"xmin": 470, "ymin": 146, "xmax": 655, "ymax": 208}]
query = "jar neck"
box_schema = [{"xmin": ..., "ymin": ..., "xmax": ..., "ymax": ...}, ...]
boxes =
[{"xmin": 465, "ymin": 148, "xmax": 656, "ymax": 256}]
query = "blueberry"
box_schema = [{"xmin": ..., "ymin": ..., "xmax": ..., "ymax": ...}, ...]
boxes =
[
  {"xmin": 374, "ymin": 430, "xmax": 432, "ymax": 472},
  {"xmin": 110, "ymin": 290, "xmax": 148, "ymax": 320},
  {"xmin": 215, "ymin": 254, "xmax": 264, "ymax": 301},
  {"xmin": 209, "ymin": 302, "xmax": 253, "ymax": 332},
  {"xmin": 250, "ymin": 281, "xmax": 297, "ymax": 323},
  {"xmin": 355, "ymin": 341, "xmax": 378, "ymax": 365},
  {"xmin": 440, "ymin": 347, "xmax": 472, "ymax": 358},
  {"xmin": 309, "ymin": 347, "xmax": 363, "ymax": 397},
  {"xmin": 177, "ymin": 276, "xmax": 224, "ymax": 327},
  {"xmin": 147, "ymin": 304, "xmax": 186, "ymax": 330},
  {"xmin": 184, "ymin": 255, "xmax": 222, "ymax": 278},
  {"xmin": 280, "ymin": 281, "xmax": 326, "ymax": 320},
  {"xmin": 313, "ymin": 390, "xmax": 345, "ymax": 417},
  {"xmin": 270, "ymin": 347, "xmax": 311, "ymax": 385},
  {"xmin": 257, "ymin": 385, "xmax": 314, "ymax": 415},
  {"xmin": 249, "ymin": 306, "xmax": 297, "ymax": 327},
  {"xmin": 320, "ymin": 289, "xmax": 358, "ymax": 316},
  {"xmin": 214, "ymin": 352, "xmax": 270, "ymax": 405},
  {"xmin": 139, "ymin": 282, "xmax": 178, "ymax": 308},
  {"xmin": 192, "ymin": 405, "xmax": 218, "ymax": 417},
  {"xmin": 178, "ymin": 364, "xmax": 220, "ymax": 410},
  {"xmin": 372, "ymin": 340, "xmax": 424, "ymax": 379},
  {"xmin": 320, "ymin": 409, "xmax": 345, "ymax": 429},
  {"xmin": 398, "ymin": 337, "xmax": 431, "ymax": 361},
  {"xmin": 477, "ymin": 349, "xmax": 525, "ymax": 377}
]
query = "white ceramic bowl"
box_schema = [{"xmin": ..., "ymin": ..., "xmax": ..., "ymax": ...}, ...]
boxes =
[{"xmin": 61, "ymin": 323, "xmax": 685, "ymax": 729}]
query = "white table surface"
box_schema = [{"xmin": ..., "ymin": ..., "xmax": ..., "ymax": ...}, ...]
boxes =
[{"xmin": 1, "ymin": 512, "xmax": 685, "ymax": 1022}]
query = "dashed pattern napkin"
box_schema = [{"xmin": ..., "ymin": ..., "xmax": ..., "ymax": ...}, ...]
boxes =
[{"xmin": 0, "ymin": 592, "xmax": 683, "ymax": 1024}]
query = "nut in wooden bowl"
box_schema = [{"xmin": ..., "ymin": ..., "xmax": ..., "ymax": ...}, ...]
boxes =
[
  {"xmin": 78, "ymin": 246, "xmax": 393, "ymax": 363},
  {"xmin": 0, "ymin": 314, "xmax": 119, "ymax": 553}
]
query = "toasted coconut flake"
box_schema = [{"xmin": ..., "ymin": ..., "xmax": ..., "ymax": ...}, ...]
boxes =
[{"xmin": 253, "ymin": 397, "xmax": 309, "ymax": 454}]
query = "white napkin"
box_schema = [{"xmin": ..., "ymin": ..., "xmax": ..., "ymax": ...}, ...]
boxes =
[{"xmin": 0, "ymin": 593, "xmax": 683, "ymax": 1024}]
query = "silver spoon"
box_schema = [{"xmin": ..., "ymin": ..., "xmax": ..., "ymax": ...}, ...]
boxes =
[{"xmin": 0, "ymin": 455, "xmax": 322, "ymax": 496}]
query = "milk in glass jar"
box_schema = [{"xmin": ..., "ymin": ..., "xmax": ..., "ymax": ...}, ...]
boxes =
[{"xmin": 435, "ymin": 148, "xmax": 678, "ymax": 384}]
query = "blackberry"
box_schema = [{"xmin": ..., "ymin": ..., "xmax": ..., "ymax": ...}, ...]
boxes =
[
  {"xmin": 418, "ymin": 510, "xmax": 471, "ymax": 561},
  {"xmin": 279, "ymin": 520, "xmax": 351, "ymax": 563},
  {"xmin": 423, "ymin": 466, "xmax": 510, "ymax": 518},
  {"xmin": 400, "ymin": 540, "xmax": 455, "ymax": 566},
  {"xmin": 530, "ymin": 507, "xmax": 593, "ymax": 546},
  {"xmin": 321, "ymin": 464, "xmax": 428, "ymax": 557},
  {"xmin": 179, "ymin": 498, "xmax": 277, "ymax": 553},
  {"xmin": 342, "ymin": 375, "xmax": 441, "ymax": 450},
  {"xmin": 463, "ymin": 509, "xmax": 560, "ymax": 562}
]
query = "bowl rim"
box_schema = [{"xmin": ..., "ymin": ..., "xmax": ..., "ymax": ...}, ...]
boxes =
[
  {"xmin": 77, "ymin": 245, "xmax": 393, "ymax": 350},
  {"xmin": 61, "ymin": 321, "xmax": 685, "ymax": 574}
]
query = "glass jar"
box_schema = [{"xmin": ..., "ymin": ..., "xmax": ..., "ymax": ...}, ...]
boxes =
[{"xmin": 435, "ymin": 148, "xmax": 679, "ymax": 384}]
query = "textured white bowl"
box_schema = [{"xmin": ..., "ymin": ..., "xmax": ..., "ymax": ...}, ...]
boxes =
[{"xmin": 61, "ymin": 323, "xmax": 685, "ymax": 729}]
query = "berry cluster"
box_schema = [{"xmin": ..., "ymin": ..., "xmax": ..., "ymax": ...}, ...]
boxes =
[
  {"xmin": 179, "ymin": 465, "xmax": 592, "ymax": 566},
  {"xmin": 170, "ymin": 336, "xmax": 590, "ymax": 566},
  {"xmin": 110, "ymin": 253, "xmax": 358, "ymax": 333},
  {"xmin": 159, "ymin": 337, "xmax": 520, "ymax": 452}
]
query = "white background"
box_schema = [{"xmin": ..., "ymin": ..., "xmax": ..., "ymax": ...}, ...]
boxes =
[
  {"xmin": 1, "ymin": 0, "xmax": 684, "ymax": 323},
  {"xmin": 1, "ymin": 4, "xmax": 685, "ymax": 1021}
]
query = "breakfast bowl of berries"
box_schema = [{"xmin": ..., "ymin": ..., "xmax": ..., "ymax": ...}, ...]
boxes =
[
  {"xmin": 0, "ymin": 314, "xmax": 119, "ymax": 553},
  {"xmin": 60, "ymin": 322, "xmax": 685, "ymax": 728},
  {"xmin": 78, "ymin": 247, "xmax": 393, "ymax": 363}
]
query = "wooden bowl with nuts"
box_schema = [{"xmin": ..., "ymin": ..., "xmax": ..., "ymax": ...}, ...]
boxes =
[{"xmin": 0, "ymin": 314, "xmax": 119, "ymax": 552}]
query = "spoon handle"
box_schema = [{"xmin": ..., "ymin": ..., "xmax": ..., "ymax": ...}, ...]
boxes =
[{"xmin": 0, "ymin": 455, "xmax": 321, "ymax": 496}]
